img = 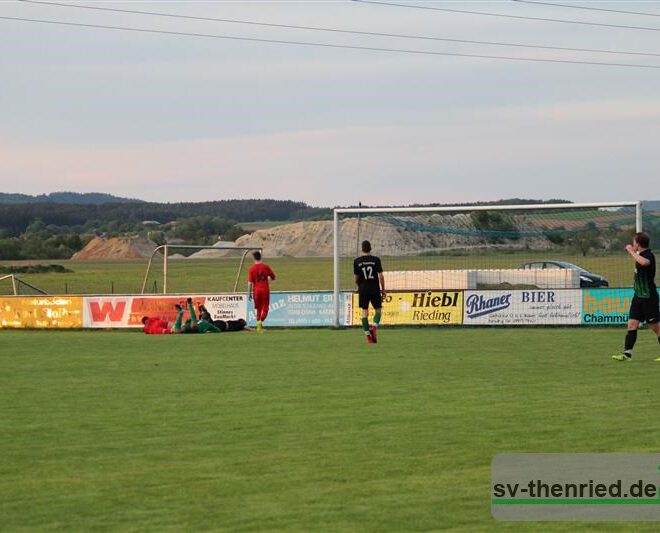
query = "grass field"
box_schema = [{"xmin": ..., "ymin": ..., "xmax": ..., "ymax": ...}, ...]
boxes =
[
  {"xmin": 2, "ymin": 328, "xmax": 660, "ymax": 531},
  {"xmin": 0, "ymin": 251, "xmax": 632, "ymax": 296}
]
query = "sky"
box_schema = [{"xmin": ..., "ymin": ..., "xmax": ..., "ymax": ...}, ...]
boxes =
[{"xmin": 1, "ymin": 0, "xmax": 659, "ymax": 207}]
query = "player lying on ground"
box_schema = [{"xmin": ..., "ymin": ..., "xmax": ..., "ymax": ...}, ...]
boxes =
[
  {"xmin": 173, "ymin": 298, "xmax": 222, "ymax": 333},
  {"xmin": 197, "ymin": 303, "xmax": 250, "ymax": 332},
  {"xmin": 141, "ymin": 298, "xmax": 221, "ymax": 334},
  {"xmin": 141, "ymin": 316, "xmax": 171, "ymax": 335},
  {"xmin": 141, "ymin": 299, "xmax": 251, "ymax": 334}
]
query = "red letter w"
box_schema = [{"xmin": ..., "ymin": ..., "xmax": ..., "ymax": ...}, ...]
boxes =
[{"xmin": 89, "ymin": 301, "xmax": 126, "ymax": 322}]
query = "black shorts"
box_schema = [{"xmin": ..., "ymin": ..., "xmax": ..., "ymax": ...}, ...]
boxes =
[
  {"xmin": 359, "ymin": 289, "xmax": 382, "ymax": 310},
  {"xmin": 629, "ymin": 295, "xmax": 660, "ymax": 323}
]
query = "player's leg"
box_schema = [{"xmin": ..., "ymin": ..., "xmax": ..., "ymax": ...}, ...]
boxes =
[
  {"xmin": 358, "ymin": 291, "xmax": 372, "ymax": 343},
  {"xmin": 613, "ymin": 297, "xmax": 642, "ymax": 361},
  {"xmin": 172, "ymin": 304, "xmax": 185, "ymax": 333},
  {"xmin": 260, "ymin": 293, "xmax": 271, "ymax": 326},
  {"xmin": 187, "ymin": 298, "xmax": 198, "ymax": 328},
  {"xmin": 647, "ymin": 296, "xmax": 660, "ymax": 361},
  {"xmin": 612, "ymin": 321, "xmax": 639, "ymax": 361},
  {"xmin": 191, "ymin": 299, "xmax": 220, "ymax": 332},
  {"xmin": 649, "ymin": 322, "xmax": 660, "ymax": 360},
  {"xmin": 362, "ymin": 308, "xmax": 373, "ymax": 343},
  {"xmin": 369, "ymin": 292, "xmax": 383, "ymax": 343},
  {"xmin": 624, "ymin": 319, "xmax": 640, "ymax": 356},
  {"xmin": 373, "ymin": 308, "xmax": 382, "ymax": 328},
  {"xmin": 212, "ymin": 320, "xmax": 228, "ymax": 332},
  {"xmin": 225, "ymin": 319, "xmax": 246, "ymax": 332},
  {"xmin": 254, "ymin": 291, "xmax": 264, "ymax": 332},
  {"xmin": 256, "ymin": 303, "xmax": 269, "ymax": 332}
]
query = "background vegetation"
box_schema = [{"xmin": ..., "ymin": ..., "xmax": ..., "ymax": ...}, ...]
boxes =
[
  {"xmin": 0, "ymin": 195, "xmax": 336, "ymax": 260},
  {"xmin": 1, "ymin": 195, "xmax": 658, "ymax": 271}
]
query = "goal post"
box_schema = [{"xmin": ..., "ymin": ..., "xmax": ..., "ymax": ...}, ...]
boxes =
[
  {"xmin": 333, "ymin": 201, "xmax": 643, "ymax": 327},
  {"xmin": 141, "ymin": 244, "xmax": 262, "ymax": 295}
]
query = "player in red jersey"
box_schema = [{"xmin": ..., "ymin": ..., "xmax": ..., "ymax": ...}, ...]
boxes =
[
  {"xmin": 247, "ymin": 251, "xmax": 276, "ymax": 333},
  {"xmin": 141, "ymin": 316, "xmax": 171, "ymax": 335}
]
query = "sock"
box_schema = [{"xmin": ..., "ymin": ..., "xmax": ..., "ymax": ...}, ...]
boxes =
[
  {"xmin": 362, "ymin": 317, "xmax": 370, "ymax": 334},
  {"xmin": 624, "ymin": 330, "xmax": 637, "ymax": 354},
  {"xmin": 174, "ymin": 309, "xmax": 184, "ymax": 331},
  {"xmin": 373, "ymin": 311, "xmax": 381, "ymax": 327},
  {"xmin": 188, "ymin": 301, "xmax": 197, "ymax": 321}
]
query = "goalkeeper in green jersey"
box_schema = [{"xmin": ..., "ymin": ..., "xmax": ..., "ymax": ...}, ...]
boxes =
[{"xmin": 172, "ymin": 297, "xmax": 222, "ymax": 334}]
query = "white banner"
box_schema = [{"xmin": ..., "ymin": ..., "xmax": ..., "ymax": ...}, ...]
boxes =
[
  {"xmin": 83, "ymin": 296, "xmax": 134, "ymax": 328},
  {"xmin": 463, "ymin": 290, "xmax": 582, "ymax": 325},
  {"xmin": 83, "ymin": 294, "xmax": 248, "ymax": 328},
  {"xmin": 203, "ymin": 294, "xmax": 247, "ymax": 321}
]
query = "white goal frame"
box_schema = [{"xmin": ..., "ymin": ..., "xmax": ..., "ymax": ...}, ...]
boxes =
[
  {"xmin": 332, "ymin": 201, "xmax": 642, "ymax": 327},
  {"xmin": 141, "ymin": 244, "xmax": 262, "ymax": 294}
]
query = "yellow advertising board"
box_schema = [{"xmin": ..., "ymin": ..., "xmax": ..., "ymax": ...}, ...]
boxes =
[
  {"xmin": 0, "ymin": 297, "xmax": 83, "ymax": 329},
  {"xmin": 352, "ymin": 290, "xmax": 463, "ymax": 326}
]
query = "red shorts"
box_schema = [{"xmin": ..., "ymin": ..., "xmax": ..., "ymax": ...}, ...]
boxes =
[{"xmin": 254, "ymin": 290, "xmax": 270, "ymax": 320}]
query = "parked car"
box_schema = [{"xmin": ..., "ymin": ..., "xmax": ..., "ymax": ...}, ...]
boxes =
[{"xmin": 518, "ymin": 260, "xmax": 609, "ymax": 288}]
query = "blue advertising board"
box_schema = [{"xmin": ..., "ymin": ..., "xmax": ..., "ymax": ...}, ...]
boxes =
[
  {"xmin": 582, "ymin": 288, "xmax": 633, "ymax": 325},
  {"xmin": 247, "ymin": 291, "xmax": 352, "ymax": 327}
]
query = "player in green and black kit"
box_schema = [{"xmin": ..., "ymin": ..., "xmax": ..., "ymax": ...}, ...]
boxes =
[
  {"xmin": 354, "ymin": 240, "xmax": 386, "ymax": 344},
  {"xmin": 612, "ymin": 232, "xmax": 660, "ymax": 362},
  {"xmin": 172, "ymin": 297, "xmax": 222, "ymax": 334}
]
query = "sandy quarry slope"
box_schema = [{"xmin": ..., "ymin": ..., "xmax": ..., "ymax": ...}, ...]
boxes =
[
  {"xmin": 71, "ymin": 236, "xmax": 159, "ymax": 261},
  {"xmin": 235, "ymin": 215, "xmax": 554, "ymax": 257}
]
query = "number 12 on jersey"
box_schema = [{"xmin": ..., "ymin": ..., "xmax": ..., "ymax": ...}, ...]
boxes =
[{"xmin": 361, "ymin": 266, "xmax": 374, "ymax": 280}]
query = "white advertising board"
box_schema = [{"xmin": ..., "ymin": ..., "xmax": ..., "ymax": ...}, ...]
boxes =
[{"xmin": 463, "ymin": 290, "xmax": 582, "ymax": 325}]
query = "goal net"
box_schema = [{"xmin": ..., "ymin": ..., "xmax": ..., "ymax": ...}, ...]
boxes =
[
  {"xmin": 333, "ymin": 202, "xmax": 656, "ymax": 326},
  {"xmin": 141, "ymin": 244, "xmax": 262, "ymax": 295}
]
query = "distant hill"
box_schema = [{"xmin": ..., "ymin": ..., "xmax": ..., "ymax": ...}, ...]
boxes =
[
  {"xmin": 643, "ymin": 201, "xmax": 660, "ymax": 212},
  {"xmin": 0, "ymin": 198, "xmax": 323, "ymax": 237},
  {"xmin": 0, "ymin": 192, "xmax": 144, "ymax": 204}
]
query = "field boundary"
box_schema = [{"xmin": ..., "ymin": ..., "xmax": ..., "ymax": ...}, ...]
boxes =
[{"xmin": 0, "ymin": 288, "xmax": 648, "ymax": 329}]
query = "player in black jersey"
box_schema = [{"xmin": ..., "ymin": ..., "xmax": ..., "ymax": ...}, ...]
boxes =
[
  {"xmin": 354, "ymin": 240, "xmax": 386, "ymax": 343},
  {"xmin": 612, "ymin": 232, "xmax": 660, "ymax": 362}
]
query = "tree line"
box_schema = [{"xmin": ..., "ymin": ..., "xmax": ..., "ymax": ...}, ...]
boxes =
[
  {"xmin": 0, "ymin": 199, "xmax": 332, "ymax": 260},
  {"xmin": 0, "ymin": 199, "xmax": 331, "ymax": 238}
]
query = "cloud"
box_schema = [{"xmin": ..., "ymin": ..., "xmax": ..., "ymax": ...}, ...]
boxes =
[
  {"xmin": 1, "ymin": 98, "xmax": 657, "ymax": 206},
  {"xmin": 2, "ymin": 1, "xmax": 659, "ymax": 206}
]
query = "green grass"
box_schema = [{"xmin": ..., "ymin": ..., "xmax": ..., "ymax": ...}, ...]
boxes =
[
  {"xmin": 2, "ymin": 328, "xmax": 660, "ymax": 531},
  {"xmin": 0, "ymin": 252, "xmax": 633, "ymax": 296},
  {"xmin": 0, "ymin": 257, "xmax": 335, "ymax": 295}
]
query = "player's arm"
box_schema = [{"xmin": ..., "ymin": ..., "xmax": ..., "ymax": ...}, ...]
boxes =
[
  {"xmin": 269, "ymin": 267, "xmax": 276, "ymax": 281},
  {"xmin": 247, "ymin": 268, "xmax": 255, "ymax": 299},
  {"xmin": 625, "ymin": 245, "xmax": 651, "ymax": 266},
  {"xmin": 376, "ymin": 258, "xmax": 386, "ymax": 296}
]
